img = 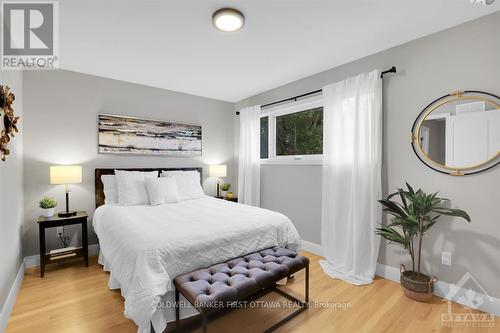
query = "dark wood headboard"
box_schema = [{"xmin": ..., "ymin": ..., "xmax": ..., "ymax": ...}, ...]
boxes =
[{"xmin": 95, "ymin": 167, "xmax": 203, "ymax": 208}]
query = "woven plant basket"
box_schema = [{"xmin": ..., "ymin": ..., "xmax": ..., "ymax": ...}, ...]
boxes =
[{"xmin": 400, "ymin": 264, "xmax": 437, "ymax": 302}]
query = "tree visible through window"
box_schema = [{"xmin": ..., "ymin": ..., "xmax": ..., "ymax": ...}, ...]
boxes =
[
  {"xmin": 260, "ymin": 116, "xmax": 269, "ymax": 159},
  {"xmin": 275, "ymin": 107, "xmax": 323, "ymax": 156}
]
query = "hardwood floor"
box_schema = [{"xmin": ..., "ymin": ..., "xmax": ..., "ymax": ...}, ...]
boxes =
[{"xmin": 6, "ymin": 252, "xmax": 499, "ymax": 333}]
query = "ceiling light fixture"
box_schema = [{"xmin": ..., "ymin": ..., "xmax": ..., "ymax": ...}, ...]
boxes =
[{"xmin": 212, "ymin": 8, "xmax": 245, "ymax": 32}]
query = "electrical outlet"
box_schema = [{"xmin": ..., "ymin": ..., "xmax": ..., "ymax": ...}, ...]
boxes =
[
  {"xmin": 441, "ymin": 252, "xmax": 452, "ymax": 266},
  {"xmin": 56, "ymin": 227, "xmax": 64, "ymax": 236}
]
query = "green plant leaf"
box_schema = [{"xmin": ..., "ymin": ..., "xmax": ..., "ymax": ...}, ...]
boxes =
[
  {"xmin": 378, "ymin": 199, "xmax": 408, "ymax": 218},
  {"xmin": 432, "ymin": 208, "xmax": 471, "ymax": 222},
  {"xmin": 423, "ymin": 220, "xmax": 437, "ymax": 232},
  {"xmin": 389, "ymin": 216, "xmax": 419, "ymax": 230},
  {"xmin": 39, "ymin": 196, "xmax": 57, "ymax": 209},
  {"xmin": 376, "ymin": 227, "xmax": 408, "ymax": 246},
  {"xmin": 405, "ymin": 182, "xmax": 415, "ymax": 195}
]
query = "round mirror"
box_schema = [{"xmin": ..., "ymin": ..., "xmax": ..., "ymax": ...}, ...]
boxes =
[{"xmin": 411, "ymin": 91, "xmax": 500, "ymax": 175}]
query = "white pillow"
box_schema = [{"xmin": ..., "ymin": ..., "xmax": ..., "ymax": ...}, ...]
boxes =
[
  {"xmin": 115, "ymin": 170, "xmax": 158, "ymax": 205},
  {"xmin": 101, "ymin": 175, "xmax": 118, "ymax": 204},
  {"xmin": 161, "ymin": 170, "xmax": 204, "ymax": 201},
  {"xmin": 145, "ymin": 177, "xmax": 181, "ymax": 205}
]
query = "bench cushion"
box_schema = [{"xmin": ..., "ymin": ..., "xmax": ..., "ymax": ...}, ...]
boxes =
[{"xmin": 174, "ymin": 247, "xmax": 308, "ymax": 311}]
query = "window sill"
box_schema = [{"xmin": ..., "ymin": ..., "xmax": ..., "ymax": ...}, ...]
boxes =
[{"xmin": 260, "ymin": 158, "xmax": 323, "ymax": 166}]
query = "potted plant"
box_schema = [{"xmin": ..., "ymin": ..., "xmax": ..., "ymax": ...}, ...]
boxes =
[
  {"xmin": 220, "ymin": 183, "xmax": 231, "ymax": 198},
  {"xmin": 376, "ymin": 183, "xmax": 470, "ymax": 302},
  {"xmin": 39, "ymin": 196, "xmax": 57, "ymax": 217}
]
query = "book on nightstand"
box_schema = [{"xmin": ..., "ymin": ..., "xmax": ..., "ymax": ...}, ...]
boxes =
[{"xmin": 49, "ymin": 246, "xmax": 77, "ymax": 261}]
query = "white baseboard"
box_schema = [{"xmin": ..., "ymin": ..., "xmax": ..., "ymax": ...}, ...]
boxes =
[
  {"xmin": 300, "ymin": 240, "xmax": 323, "ymax": 256},
  {"xmin": 0, "ymin": 263, "xmax": 24, "ymax": 333},
  {"xmin": 375, "ymin": 263, "xmax": 500, "ymax": 316},
  {"xmin": 375, "ymin": 262, "xmax": 400, "ymax": 282},
  {"xmin": 23, "ymin": 254, "xmax": 38, "ymax": 269},
  {"xmin": 24, "ymin": 244, "xmax": 100, "ymax": 269}
]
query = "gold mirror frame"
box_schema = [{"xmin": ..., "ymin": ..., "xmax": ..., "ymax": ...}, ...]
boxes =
[
  {"xmin": 410, "ymin": 90, "xmax": 500, "ymax": 176},
  {"xmin": 0, "ymin": 85, "xmax": 19, "ymax": 161}
]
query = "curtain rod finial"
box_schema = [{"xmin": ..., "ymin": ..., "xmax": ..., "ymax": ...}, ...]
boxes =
[{"xmin": 381, "ymin": 66, "xmax": 397, "ymax": 78}]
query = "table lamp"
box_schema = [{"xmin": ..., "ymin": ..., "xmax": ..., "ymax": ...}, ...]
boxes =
[
  {"xmin": 209, "ymin": 165, "xmax": 227, "ymax": 197},
  {"xmin": 50, "ymin": 165, "xmax": 82, "ymax": 217}
]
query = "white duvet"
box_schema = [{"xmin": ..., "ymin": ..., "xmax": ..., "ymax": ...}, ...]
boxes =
[{"xmin": 93, "ymin": 196, "xmax": 300, "ymax": 333}]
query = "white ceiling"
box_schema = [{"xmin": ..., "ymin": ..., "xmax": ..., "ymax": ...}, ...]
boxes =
[{"xmin": 60, "ymin": 0, "xmax": 500, "ymax": 102}]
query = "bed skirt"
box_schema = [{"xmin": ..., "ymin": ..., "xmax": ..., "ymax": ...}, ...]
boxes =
[{"xmin": 98, "ymin": 250, "xmax": 199, "ymax": 333}]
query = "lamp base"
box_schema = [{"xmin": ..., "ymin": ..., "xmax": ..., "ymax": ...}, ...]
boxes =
[{"xmin": 58, "ymin": 211, "xmax": 77, "ymax": 218}]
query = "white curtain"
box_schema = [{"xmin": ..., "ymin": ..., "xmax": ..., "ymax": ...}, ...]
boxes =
[
  {"xmin": 238, "ymin": 105, "xmax": 261, "ymax": 206},
  {"xmin": 320, "ymin": 70, "xmax": 382, "ymax": 286}
]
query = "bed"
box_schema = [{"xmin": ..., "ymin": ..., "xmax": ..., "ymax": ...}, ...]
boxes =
[{"xmin": 92, "ymin": 168, "xmax": 301, "ymax": 333}]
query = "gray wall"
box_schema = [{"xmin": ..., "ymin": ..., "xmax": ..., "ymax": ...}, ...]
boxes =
[
  {"xmin": 22, "ymin": 70, "xmax": 236, "ymax": 256},
  {"xmin": 237, "ymin": 12, "xmax": 500, "ymax": 297},
  {"xmin": 261, "ymin": 165, "xmax": 322, "ymax": 243},
  {"xmin": 0, "ymin": 71, "xmax": 23, "ymax": 315}
]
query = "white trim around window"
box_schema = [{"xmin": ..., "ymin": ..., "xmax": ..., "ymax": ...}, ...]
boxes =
[{"xmin": 260, "ymin": 95, "xmax": 323, "ymax": 165}]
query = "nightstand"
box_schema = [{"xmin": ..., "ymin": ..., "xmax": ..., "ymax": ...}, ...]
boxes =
[
  {"xmin": 215, "ymin": 196, "xmax": 238, "ymax": 203},
  {"xmin": 37, "ymin": 211, "xmax": 88, "ymax": 277}
]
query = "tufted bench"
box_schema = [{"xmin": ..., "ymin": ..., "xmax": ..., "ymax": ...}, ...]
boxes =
[{"xmin": 174, "ymin": 247, "xmax": 309, "ymax": 333}]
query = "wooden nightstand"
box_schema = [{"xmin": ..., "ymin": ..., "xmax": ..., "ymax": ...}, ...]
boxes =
[
  {"xmin": 215, "ymin": 196, "xmax": 238, "ymax": 203},
  {"xmin": 37, "ymin": 211, "xmax": 89, "ymax": 277}
]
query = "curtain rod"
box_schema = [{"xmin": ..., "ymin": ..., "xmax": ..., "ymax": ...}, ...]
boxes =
[{"xmin": 236, "ymin": 66, "xmax": 397, "ymax": 115}]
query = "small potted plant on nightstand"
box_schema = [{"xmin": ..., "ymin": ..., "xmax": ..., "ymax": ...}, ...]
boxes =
[
  {"xmin": 376, "ymin": 183, "xmax": 470, "ymax": 302},
  {"xmin": 220, "ymin": 183, "xmax": 231, "ymax": 198},
  {"xmin": 39, "ymin": 196, "xmax": 57, "ymax": 217}
]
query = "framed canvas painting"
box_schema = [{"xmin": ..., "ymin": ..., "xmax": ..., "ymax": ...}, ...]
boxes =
[{"xmin": 98, "ymin": 114, "xmax": 202, "ymax": 156}]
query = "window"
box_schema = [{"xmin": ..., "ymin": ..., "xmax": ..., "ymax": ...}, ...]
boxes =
[
  {"xmin": 260, "ymin": 98, "xmax": 323, "ymax": 163},
  {"xmin": 260, "ymin": 116, "xmax": 269, "ymax": 159},
  {"xmin": 275, "ymin": 107, "xmax": 323, "ymax": 156}
]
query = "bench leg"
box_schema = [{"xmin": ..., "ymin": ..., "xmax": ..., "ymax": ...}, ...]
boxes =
[
  {"xmin": 175, "ymin": 288, "xmax": 180, "ymax": 332},
  {"xmin": 264, "ymin": 264, "xmax": 310, "ymax": 332},
  {"xmin": 305, "ymin": 263, "xmax": 309, "ymax": 304},
  {"xmin": 202, "ymin": 314, "xmax": 207, "ymax": 333}
]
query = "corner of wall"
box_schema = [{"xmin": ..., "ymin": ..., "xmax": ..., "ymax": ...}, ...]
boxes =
[{"xmin": 0, "ymin": 69, "xmax": 24, "ymax": 329}]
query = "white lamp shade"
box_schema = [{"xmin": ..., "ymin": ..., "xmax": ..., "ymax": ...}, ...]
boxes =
[
  {"xmin": 50, "ymin": 166, "xmax": 82, "ymax": 184},
  {"xmin": 209, "ymin": 165, "xmax": 227, "ymax": 178}
]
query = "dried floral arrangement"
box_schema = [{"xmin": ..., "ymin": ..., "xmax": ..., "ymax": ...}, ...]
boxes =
[{"xmin": 0, "ymin": 85, "xmax": 19, "ymax": 161}]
